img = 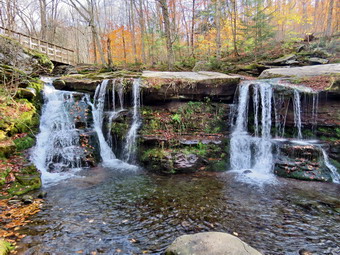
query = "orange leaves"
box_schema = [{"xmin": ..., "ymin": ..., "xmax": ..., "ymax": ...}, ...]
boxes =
[
  {"xmin": 105, "ymin": 26, "xmax": 142, "ymax": 65},
  {"xmin": 0, "ymin": 198, "xmax": 43, "ymax": 244}
]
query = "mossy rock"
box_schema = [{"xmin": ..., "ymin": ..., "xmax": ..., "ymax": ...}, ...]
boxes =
[
  {"xmin": 0, "ymin": 139, "xmax": 16, "ymax": 158},
  {"xmin": 0, "ymin": 239, "xmax": 13, "ymax": 255},
  {"xmin": 13, "ymin": 135, "xmax": 35, "ymax": 151},
  {"xmin": 274, "ymin": 166, "xmax": 332, "ymax": 182},
  {"xmin": 8, "ymin": 165, "xmax": 42, "ymax": 196},
  {"xmin": 25, "ymin": 49, "xmax": 54, "ymax": 74},
  {"xmin": 15, "ymin": 87, "xmax": 36, "ymax": 100},
  {"xmin": 0, "ymin": 168, "xmax": 10, "ymax": 186}
]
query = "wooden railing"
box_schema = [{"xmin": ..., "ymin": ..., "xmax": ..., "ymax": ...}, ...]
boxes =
[{"xmin": 0, "ymin": 26, "xmax": 76, "ymax": 65}]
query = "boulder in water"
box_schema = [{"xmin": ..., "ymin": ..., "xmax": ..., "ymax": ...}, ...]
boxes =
[{"xmin": 165, "ymin": 232, "xmax": 262, "ymax": 255}]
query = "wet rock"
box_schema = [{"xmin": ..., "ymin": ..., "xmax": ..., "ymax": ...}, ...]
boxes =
[
  {"xmin": 21, "ymin": 195, "xmax": 34, "ymax": 204},
  {"xmin": 308, "ymin": 57, "xmax": 329, "ymax": 65},
  {"xmin": 172, "ymin": 153, "xmax": 200, "ymax": 171},
  {"xmin": 259, "ymin": 64, "xmax": 340, "ymax": 78},
  {"xmin": 16, "ymin": 87, "xmax": 36, "ymax": 100},
  {"xmin": 37, "ymin": 191, "xmax": 47, "ymax": 198},
  {"xmin": 165, "ymin": 232, "xmax": 262, "ymax": 255},
  {"xmin": 243, "ymin": 170, "xmax": 252, "ymax": 174},
  {"xmin": 142, "ymin": 71, "xmax": 240, "ymax": 102},
  {"xmin": 274, "ymin": 144, "xmax": 332, "ymax": 182},
  {"xmin": 299, "ymin": 248, "xmax": 314, "ymax": 255}
]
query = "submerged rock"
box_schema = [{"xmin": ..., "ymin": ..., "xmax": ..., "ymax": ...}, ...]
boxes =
[{"xmin": 165, "ymin": 232, "xmax": 262, "ymax": 255}]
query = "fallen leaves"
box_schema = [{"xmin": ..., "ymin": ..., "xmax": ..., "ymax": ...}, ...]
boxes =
[{"xmin": 0, "ymin": 198, "xmax": 43, "ymax": 245}]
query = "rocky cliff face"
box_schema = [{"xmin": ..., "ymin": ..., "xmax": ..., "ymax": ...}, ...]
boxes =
[{"xmin": 50, "ymin": 69, "xmax": 339, "ymax": 181}]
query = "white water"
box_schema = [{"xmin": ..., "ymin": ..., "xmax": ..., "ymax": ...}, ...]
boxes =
[
  {"xmin": 230, "ymin": 79, "xmax": 339, "ymax": 184},
  {"xmin": 32, "ymin": 78, "xmax": 86, "ymax": 184},
  {"xmin": 293, "ymin": 90, "xmax": 303, "ymax": 139},
  {"xmin": 87, "ymin": 80, "xmax": 117, "ymax": 164},
  {"xmin": 123, "ymin": 79, "xmax": 141, "ymax": 163},
  {"xmin": 321, "ymin": 149, "xmax": 340, "ymax": 183},
  {"xmin": 230, "ymin": 81, "xmax": 275, "ymax": 183}
]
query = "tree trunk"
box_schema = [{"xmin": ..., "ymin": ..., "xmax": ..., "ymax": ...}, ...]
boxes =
[
  {"xmin": 216, "ymin": 0, "xmax": 222, "ymax": 60},
  {"xmin": 158, "ymin": 0, "xmax": 174, "ymax": 70},
  {"xmin": 138, "ymin": 0, "xmax": 147, "ymax": 63},
  {"xmin": 231, "ymin": 0, "xmax": 239, "ymax": 57},
  {"xmin": 191, "ymin": 0, "xmax": 196, "ymax": 57},
  {"xmin": 107, "ymin": 37, "xmax": 113, "ymax": 67},
  {"xmin": 39, "ymin": 0, "xmax": 48, "ymax": 40},
  {"xmin": 325, "ymin": 0, "xmax": 334, "ymax": 36},
  {"xmin": 130, "ymin": 0, "xmax": 138, "ymax": 63}
]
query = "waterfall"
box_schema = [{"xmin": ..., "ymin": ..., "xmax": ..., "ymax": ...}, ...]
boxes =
[
  {"xmin": 253, "ymin": 84, "xmax": 259, "ymax": 137},
  {"xmin": 87, "ymin": 80, "xmax": 116, "ymax": 164},
  {"xmin": 293, "ymin": 90, "xmax": 303, "ymax": 139},
  {"xmin": 117, "ymin": 79, "xmax": 124, "ymax": 110},
  {"xmin": 32, "ymin": 78, "xmax": 88, "ymax": 183},
  {"xmin": 312, "ymin": 93, "xmax": 319, "ymax": 133},
  {"xmin": 123, "ymin": 79, "xmax": 141, "ymax": 163},
  {"xmin": 230, "ymin": 81, "xmax": 274, "ymax": 181},
  {"xmin": 321, "ymin": 149, "xmax": 340, "ymax": 184},
  {"xmin": 230, "ymin": 82, "xmax": 251, "ymax": 170},
  {"xmin": 230, "ymin": 79, "xmax": 339, "ymax": 184}
]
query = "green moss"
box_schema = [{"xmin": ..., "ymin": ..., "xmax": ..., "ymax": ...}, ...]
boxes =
[
  {"xmin": 0, "ymin": 168, "xmax": 10, "ymax": 186},
  {"xmin": 13, "ymin": 135, "xmax": 35, "ymax": 151},
  {"xmin": 7, "ymin": 165, "xmax": 41, "ymax": 196},
  {"xmin": 0, "ymin": 239, "xmax": 13, "ymax": 255},
  {"xmin": 26, "ymin": 50, "xmax": 54, "ymax": 73},
  {"xmin": 210, "ymin": 159, "xmax": 228, "ymax": 171}
]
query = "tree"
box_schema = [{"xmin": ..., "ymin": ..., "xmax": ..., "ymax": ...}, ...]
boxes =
[
  {"xmin": 158, "ymin": 0, "xmax": 174, "ymax": 70},
  {"xmin": 215, "ymin": 0, "xmax": 222, "ymax": 60},
  {"xmin": 325, "ymin": 0, "xmax": 334, "ymax": 36},
  {"xmin": 241, "ymin": 0, "xmax": 274, "ymax": 60},
  {"xmin": 68, "ymin": 0, "xmax": 107, "ymax": 65}
]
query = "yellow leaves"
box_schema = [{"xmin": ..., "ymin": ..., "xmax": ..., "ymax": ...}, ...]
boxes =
[{"xmin": 0, "ymin": 199, "xmax": 43, "ymax": 242}]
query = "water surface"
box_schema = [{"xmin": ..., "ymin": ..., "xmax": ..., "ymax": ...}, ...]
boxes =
[{"xmin": 18, "ymin": 168, "xmax": 340, "ymax": 255}]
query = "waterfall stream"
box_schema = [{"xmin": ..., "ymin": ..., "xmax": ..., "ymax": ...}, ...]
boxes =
[
  {"xmin": 32, "ymin": 78, "xmax": 88, "ymax": 183},
  {"xmin": 123, "ymin": 79, "xmax": 141, "ymax": 163},
  {"xmin": 87, "ymin": 80, "xmax": 117, "ymax": 164},
  {"xmin": 33, "ymin": 78, "xmax": 139, "ymax": 183},
  {"xmin": 230, "ymin": 79, "xmax": 339, "ymax": 184}
]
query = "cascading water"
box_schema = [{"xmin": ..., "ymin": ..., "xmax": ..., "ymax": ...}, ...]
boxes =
[
  {"xmin": 32, "ymin": 78, "xmax": 89, "ymax": 184},
  {"xmin": 230, "ymin": 79, "xmax": 339, "ymax": 184},
  {"xmin": 293, "ymin": 90, "xmax": 303, "ymax": 139},
  {"xmin": 87, "ymin": 80, "xmax": 116, "ymax": 164},
  {"xmin": 321, "ymin": 149, "xmax": 340, "ymax": 183},
  {"xmin": 230, "ymin": 81, "xmax": 274, "ymax": 182},
  {"xmin": 106, "ymin": 79, "xmax": 124, "ymax": 148},
  {"xmin": 123, "ymin": 79, "xmax": 141, "ymax": 163}
]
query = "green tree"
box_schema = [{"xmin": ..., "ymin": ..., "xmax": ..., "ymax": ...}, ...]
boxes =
[{"xmin": 241, "ymin": 0, "xmax": 274, "ymax": 60}]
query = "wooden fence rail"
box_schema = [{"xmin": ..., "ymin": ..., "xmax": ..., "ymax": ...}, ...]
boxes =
[{"xmin": 0, "ymin": 26, "xmax": 76, "ymax": 65}]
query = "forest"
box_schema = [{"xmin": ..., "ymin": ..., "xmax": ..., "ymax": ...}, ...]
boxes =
[{"xmin": 1, "ymin": 0, "xmax": 339, "ymax": 69}]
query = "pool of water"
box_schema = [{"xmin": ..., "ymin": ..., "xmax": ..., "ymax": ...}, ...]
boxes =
[{"xmin": 17, "ymin": 167, "xmax": 340, "ymax": 254}]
